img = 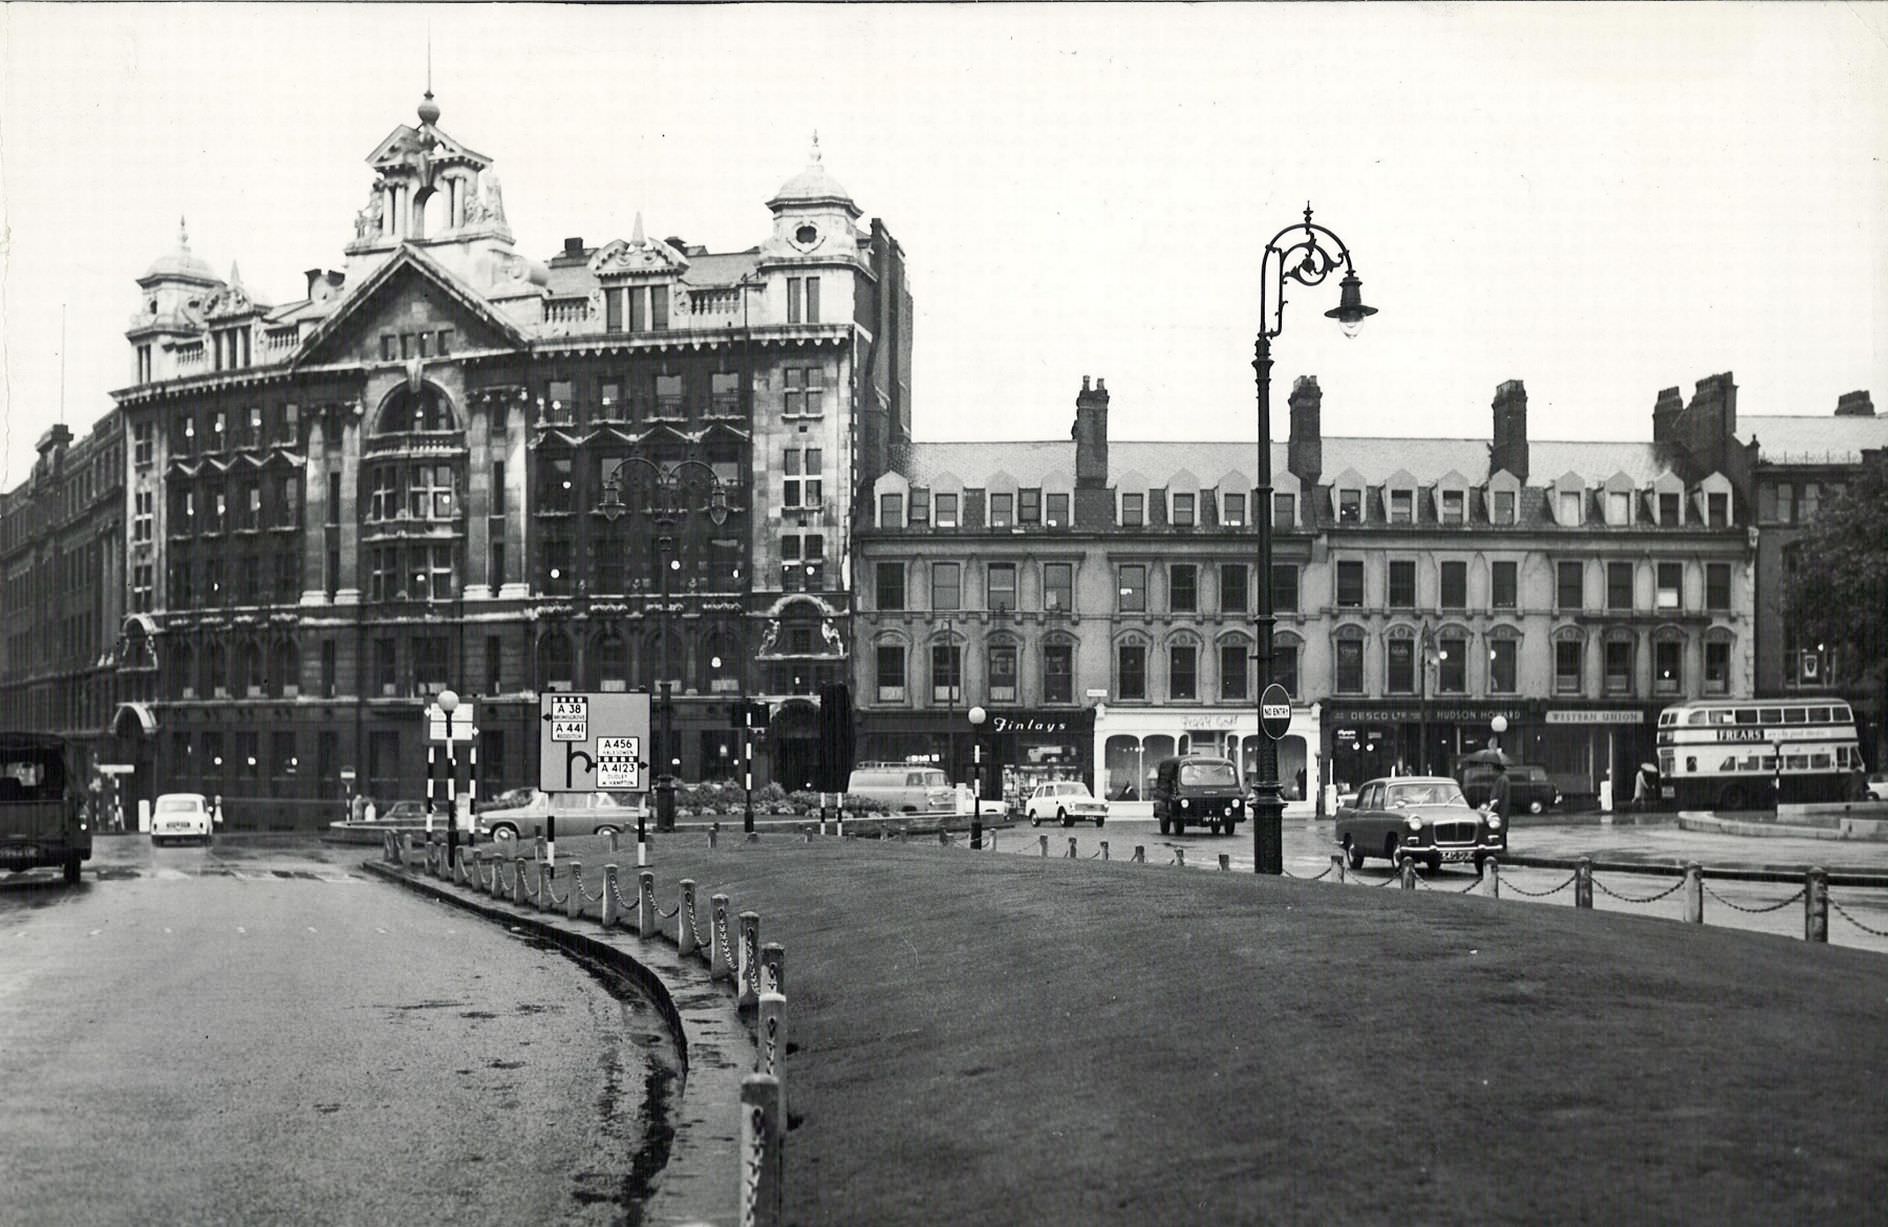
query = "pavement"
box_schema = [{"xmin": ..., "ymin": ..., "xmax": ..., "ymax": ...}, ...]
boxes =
[{"xmin": 375, "ymin": 826, "xmax": 1888, "ymax": 1226}]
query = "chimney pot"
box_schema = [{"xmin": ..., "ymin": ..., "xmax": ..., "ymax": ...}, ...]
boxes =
[{"xmin": 1082, "ymin": 375, "xmax": 1090, "ymax": 391}]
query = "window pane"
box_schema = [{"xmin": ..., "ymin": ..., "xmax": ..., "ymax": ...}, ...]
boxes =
[
  {"xmin": 1044, "ymin": 563, "xmax": 1073, "ymax": 612},
  {"xmin": 932, "ymin": 562, "xmax": 961, "ymax": 610},
  {"xmin": 1220, "ymin": 643, "xmax": 1249, "ymax": 700},
  {"xmin": 1337, "ymin": 561, "xmax": 1364, "ymax": 607},
  {"xmin": 1336, "ymin": 640, "xmax": 1364, "ymax": 693},
  {"xmin": 1170, "ymin": 565, "xmax": 1197, "ymax": 612},
  {"xmin": 1118, "ymin": 565, "xmax": 1146, "ymax": 612},
  {"xmin": 876, "ymin": 563, "xmax": 905, "ymax": 610},
  {"xmin": 1222, "ymin": 564, "xmax": 1250, "ymax": 614},
  {"xmin": 988, "ymin": 563, "xmax": 1017, "ymax": 611},
  {"xmin": 1046, "ymin": 493, "xmax": 1069, "ymax": 527},
  {"xmin": 1492, "ymin": 561, "xmax": 1517, "ymax": 609},
  {"xmin": 1607, "ymin": 563, "xmax": 1634, "ymax": 610},
  {"xmin": 1388, "ymin": 560, "xmax": 1415, "ymax": 607},
  {"xmin": 1117, "ymin": 644, "xmax": 1146, "ymax": 700},
  {"xmin": 1169, "ymin": 645, "xmax": 1197, "ymax": 700},
  {"xmin": 1121, "ymin": 494, "xmax": 1144, "ymax": 527},
  {"xmin": 1270, "ymin": 564, "xmax": 1295, "ymax": 614},
  {"xmin": 1173, "ymin": 493, "xmax": 1195, "ymax": 527},
  {"xmin": 1440, "ymin": 561, "xmax": 1466, "ymax": 609},
  {"xmin": 1387, "ymin": 639, "xmax": 1415, "ymax": 694}
]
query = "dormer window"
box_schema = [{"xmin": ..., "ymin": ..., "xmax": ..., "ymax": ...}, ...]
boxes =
[
  {"xmin": 1121, "ymin": 493, "xmax": 1144, "ymax": 527},
  {"xmin": 1172, "ymin": 493, "xmax": 1195, "ymax": 527},
  {"xmin": 1707, "ymin": 491, "xmax": 1729, "ymax": 527},
  {"xmin": 1609, "ymin": 491, "xmax": 1632, "ymax": 525},
  {"xmin": 1658, "ymin": 491, "xmax": 1681, "ymax": 524},
  {"xmin": 1223, "ymin": 493, "xmax": 1246, "ymax": 526},
  {"xmin": 1440, "ymin": 490, "xmax": 1465, "ymax": 524},
  {"xmin": 990, "ymin": 493, "xmax": 1014, "ymax": 527},
  {"xmin": 1338, "ymin": 489, "xmax": 1362, "ymax": 523},
  {"xmin": 1389, "ymin": 490, "xmax": 1414, "ymax": 524},
  {"xmin": 1493, "ymin": 490, "xmax": 1516, "ymax": 525},
  {"xmin": 878, "ymin": 492, "xmax": 904, "ymax": 527},
  {"xmin": 1559, "ymin": 490, "xmax": 1582, "ymax": 524},
  {"xmin": 935, "ymin": 492, "xmax": 959, "ymax": 528}
]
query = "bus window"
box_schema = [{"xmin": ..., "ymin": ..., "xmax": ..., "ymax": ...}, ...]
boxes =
[
  {"xmin": 1835, "ymin": 705, "xmax": 1853, "ymax": 723},
  {"xmin": 1786, "ymin": 753, "xmax": 1809, "ymax": 770},
  {"xmin": 1689, "ymin": 711, "xmax": 1709, "ymax": 725},
  {"xmin": 1759, "ymin": 708, "xmax": 1782, "ymax": 724},
  {"xmin": 1719, "ymin": 755, "xmax": 1738, "ymax": 771},
  {"xmin": 1741, "ymin": 756, "xmax": 1761, "ymax": 771},
  {"xmin": 1808, "ymin": 707, "xmax": 1831, "ymax": 724},
  {"xmin": 1784, "ymin": 708, "xmax": 1808, "ymax": 724},
  {"xmin": 1658, "ymin": 711, "xmax": 1674, "ymax": 727},
  {"xmin": 1811, "ymin": 753, "xmax": 1832, "ymax": 769},
  {"xmin": 1685, "ymin": 757, "xmax": 1697, "ymax": 772},
  {"xmin": 1708, "ymin": 710, "xmax": 1731, "ymax": 725},
  {"xmin": 1734, "ymin": 708, "xmax": 1758, "ymax": 724}
]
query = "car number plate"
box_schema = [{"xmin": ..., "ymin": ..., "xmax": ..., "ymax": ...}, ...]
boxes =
[{"xmin": 1440, "ymin": 849, "xmax": 1474, "ymax": 863}]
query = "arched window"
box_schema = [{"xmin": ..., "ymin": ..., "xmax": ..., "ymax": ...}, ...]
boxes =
[
  {"xmin": 987, "ymin": 635, "xmax": 1020, "ymax": 705},
  {"xmin": 589, "ymin": 627, "xmax": 630, "ymax": 692},
  {"xmin": 173, "ymin": 641, "xmax": 196, "ymax": 700},
  {"xmin": 240, "ymin": 641, "xmax": 263, "ymax": 697},
  {"xmin": 1384, "ymin": 624, "xmax": 1418, "ymax": 695},
  {"xmin": 1163, "ymin": 632, "xmax": 1201, "ymax": 703},
  {"xmin": 375, "ymin": 384, "xmax": 455, "ymax": 435},
  {"xmin": 873, "ymin": 635, "xmax": 908, "ymax": 704},
  {"xmin": 1040, "ymin": 634, "xmax": 1076, "ymax": 705},
  {"xmin": 207, "ymin": 642, "xmax": 227, "ymax": 697},
  {"xmin": 272, "ymin": 640, "xmax": 300, "ymax": 697},
  {"xmin": 537, "ymin": 630, "xmax": 574, "ymax": 692},
  {"xmin": 1113, "ymin": 632, "xmax": 1151, "ymax": 702},
  {"xmin": 644, "ymin": 626, "xmax": 685, "ymax": 690},
  {"xmin": 1333, "ymin": 624, "xmax": 1367, "ymax": 695}
]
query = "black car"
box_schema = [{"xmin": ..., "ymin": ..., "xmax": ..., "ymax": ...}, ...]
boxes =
[
  {"xmin": 1151, "ymin": 755, "xmax": 1246, "ymax": 837},
  {"xmin": 1461, "ymin": 763, "xmax": 1562, "ymax": 814}
]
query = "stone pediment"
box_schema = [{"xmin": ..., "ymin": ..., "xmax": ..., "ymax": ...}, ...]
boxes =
[
  {"xmin": 590, "ymin": 237, "xmax": 691, "ymax": 279},
  {"xmin": 294, "ymin": 245, "xmax": 528, "ymax": 367},
  {"xmin": 200, "ymin": 283, "xmax": 265, "ymax": 322},
  {"xmin": 366, "ymin": 123, "xmax": 491, "ymax": 173}
]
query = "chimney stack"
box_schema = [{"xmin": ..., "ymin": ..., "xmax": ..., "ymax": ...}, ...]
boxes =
[
  {"xmin": 1287, "ymin": 376, "xmax": 1323, "ymax": 491},
  {"xmin": 1491, "ymin": 379, "xmax": 1529, "ymax": 481},
  {"xmin": 1073, "ymin": 376, "xmax": 1110, "ymax": 488},
  {"xmin": 1836, "ymin": 390, "xmax": 1875, "ymax": 417},
  {"xmin": 1652, "ymin": 386, "xmax": 1684, "ymax": 444}
]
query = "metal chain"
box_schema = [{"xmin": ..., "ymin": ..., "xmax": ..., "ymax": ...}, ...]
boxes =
[
  {"xmin": 1452, "ymin": 873, "xmax": 1486, "ymax": 894},
  {"xmin": 1373, "ymin": 871, "xmax": 1398, "ymax": 887},
  {"xmin": 1087, "ymin": 850, "xmax": 1104, "ymax": 859},
  {"xmin": 1500, "ymin": 870, "xmax": 1579, "ymax": 898},
  {"xmin": 1701, "ymin": 881, "xmax": 1806, "ymax": 914},
  {"xmin": 1283, "ymin": 864, "xmax": 1335, "ymax": 881},
  {"xmin": 580, "ymin": 879, "xmax": 605, "ymax": 905},
  {"xmin": 1593, "ymin": 875, "xmax": 1687, "ymax": 904},
  {"xmin": 1828, "ymin": 895, "xmax": 1888, "ymax": 938},
  {"xmin": 545, "ymin": 877, "xmax": 567, "ymax": 908},
  {"xmin": 656, "ymin": 901, "xmax": 681, "ymax": 919}
]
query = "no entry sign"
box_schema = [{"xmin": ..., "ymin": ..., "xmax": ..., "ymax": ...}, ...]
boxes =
[{"xmin": 1260, "ymin": 683, "xmax": 1293, "ymax": 741}]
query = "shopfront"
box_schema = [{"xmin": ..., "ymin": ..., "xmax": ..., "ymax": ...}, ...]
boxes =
[
  {"xmin": 856, "ymin": 708, "xmax": 1095, "ymax": 803},
  {"xmin": 1092, "ymin": 703, "xmax": 1323, "ymax": 818},
  {"xmin": 1534, "ymin": 704, "xmax": 1659, "ymax": 807}
]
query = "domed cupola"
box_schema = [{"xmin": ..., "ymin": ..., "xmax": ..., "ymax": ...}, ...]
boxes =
[
  {"xmin": 139, "ymin": 217, "xmax": 221, "ymax": 288},
  {"xmin": 760, "ymin": 134, "xmax": 863, "ymax": 269}
]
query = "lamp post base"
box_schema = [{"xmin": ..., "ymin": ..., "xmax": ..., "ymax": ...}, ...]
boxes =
[
  {"xmin": 656, "ymin": 776, "xmax": 678, "ymax": 834},
  {"xmin": 1251, "ymin": 788, "xmax": 1284, "ymax": 875}
]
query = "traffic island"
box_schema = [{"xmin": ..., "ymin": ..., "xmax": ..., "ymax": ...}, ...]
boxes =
[{"xmin": 372, "ymin": 829, "xmax": 1888, "ymax": 1226}]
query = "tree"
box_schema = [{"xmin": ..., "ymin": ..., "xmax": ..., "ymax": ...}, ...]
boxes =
[{"xmin": 1783, "ymin": 454, "xmax": 1888, "ymax": 761}]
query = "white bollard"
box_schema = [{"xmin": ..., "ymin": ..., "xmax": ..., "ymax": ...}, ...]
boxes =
[
  {"xmin": 757, "ymin": 990, "xmax": 788, "ymax": 1118},
  {"xmin": 760, "ymin": 942, "xmax": 786, "ymax": 998},
  {"xmin": 601, "ymin": 865, "xmax": 621, "ymax": 928},
  {"xmin": 740, "ymin": 1074, "xmax": 784, "ymax": 1227},
  {"xmin": 567, "ymin": 860, "xmax": 584, "ymax": 920},
  {"xmin": 638, "ymin": 870, "xmax": 656, "ymax": 935},
  {"xmin": 678, "ymin": 880, "xmax": 699, "ymax": 956},
  {"xmin": 738, "ymin": 911, "xmax": 762, "ymax": 1009},
  {"xmin": 711, "ymin": 894, "xmax": 733, "ymax": 982}
]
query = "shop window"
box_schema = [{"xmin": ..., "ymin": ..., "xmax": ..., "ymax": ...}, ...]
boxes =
[
  {"xmin": 1116, "ymin": 643, "xmax": 1147, "ymax": 701},
  {"xmin": 1489, "ymin": 639, "xmax": 1518, "ymax": 694},
  {"xmin": 1170, "ymin": 565, "xmax": 1197, "ymax": 613},
  {"xmin": 876, "ymin": 644, "xmax": 906, "ymax": 703},
  {"xmin": 1043, "ymin": 643, "xmax": 1073, "ymax": 704},
  {"xmin": 1554, "ymin": 640, "xmax": 1582, "ymax": 695}
]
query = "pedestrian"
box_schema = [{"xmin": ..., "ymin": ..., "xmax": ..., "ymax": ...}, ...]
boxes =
[
  {"xmin": 1489, "ymin": 760, "xmax": 1513, "ymax": 822},
  {"xmin": 363, "ymin": 794, "xmax": 378, "ymax": 825}
]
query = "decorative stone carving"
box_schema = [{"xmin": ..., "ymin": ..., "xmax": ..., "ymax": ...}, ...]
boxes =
[
  {"xmin": 354, "ymin": 187, "xmax": 385, "ymax": 241},
  {"xmin": 758, "ymin": 620, "xmax": 780, "ymax": 656}
]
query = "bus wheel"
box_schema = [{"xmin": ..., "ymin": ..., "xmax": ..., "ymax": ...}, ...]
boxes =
[
  {"xmin": 1718, "ymin": 784, "xmax": 1746, "ymax": 811},
  {"xmin": 63, "ymin": 857, "xmax": 81, "ymax": 885}
]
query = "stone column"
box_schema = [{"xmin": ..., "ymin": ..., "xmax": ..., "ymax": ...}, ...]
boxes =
[
  {"xmin": 300, "ymin": 410, "xmax": 329, "ymax": 605},
  {"xmin": 466, "ymin": 390, "xmax": 493, "ymax": 598},
  {"xmin": 335, "ymin": 408, "xmax": 362, "ymax": 604},
  {"xmin": 500, "ymin": 393, "xmax": 529, "ymax": 599}
]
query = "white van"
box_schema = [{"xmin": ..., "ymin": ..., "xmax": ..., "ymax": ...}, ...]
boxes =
[{"xmin": 845, "ymin": 764, "xmax": 954, "ymax": 813}]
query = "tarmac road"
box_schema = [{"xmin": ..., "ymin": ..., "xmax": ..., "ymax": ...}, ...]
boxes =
[{"xmin": 0, "ymin": 835, "xmax": 677, "ymax": 1226}]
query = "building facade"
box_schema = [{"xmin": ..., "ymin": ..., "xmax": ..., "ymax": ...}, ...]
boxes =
[
  {"xmin": 1740, "ymin": 390, "xmax": 1887, "ymax": 754},
  {"xmin": 0, "ymin": 415, "xmax": 127, "ymax": 791},
  {"xmin": 100, "ymin": 94, "xmax": 910, "ymax": 822},
  {"xmin": 853, "ymin": 373, "xmax": 1761, "ymax": 813}
]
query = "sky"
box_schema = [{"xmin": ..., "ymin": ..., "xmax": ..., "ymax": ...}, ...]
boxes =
[{"xmin": 1, "ymin": 2, "xmax": 1884, "ymax": 487}]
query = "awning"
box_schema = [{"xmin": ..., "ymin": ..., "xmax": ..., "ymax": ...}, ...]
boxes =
[{"xmin": 111, "ymin": 701, "xmax": 158, "ymax": 737}]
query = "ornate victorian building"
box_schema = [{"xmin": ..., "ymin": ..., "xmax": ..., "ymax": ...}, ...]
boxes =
[
  {"xmin": 105, "ymin": 94, "xmax": 911, "ymax": 820},
  {"xmin": 853, "ymin": 374, "xmax": 1761, "ymax": 814}
]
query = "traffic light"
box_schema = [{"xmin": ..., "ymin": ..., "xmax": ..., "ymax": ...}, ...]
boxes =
[{"xmin": 816, "ymin": 683, "xmax": 855, "ymax": 794}]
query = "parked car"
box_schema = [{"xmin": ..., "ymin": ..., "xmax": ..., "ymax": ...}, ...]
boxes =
[
  {"xmin": 373, "ymin": 799, "xmax": 483, "ymax": 836},
  {"xmin": 1867, "ymin": 773, "xmax": 1888, "ymax": 802},
  {"xmin": 845, "ymin": 764, "xmax": 955, "ymax": 813},
  {"xmin": 151, "ymin": 792, "xmax": 214, "ymax": 846},
  {"xmin": 1150, "ymin": 755, "xmax": 1245, "ymax": 837},
  {"xmin": 1336, "ymin": 776, "xmax": 1505, "ymax": 872},
  {"xmin": 1024, "ymin": 781, "xmax": 1108, "ymax": 828},
  {"xmin": 1458, "ymin": 761, "xmax": 1561, "ymax": 813},
  {"xmin": 478, "ymin": 789, "xmax": 648, "ymax": 843}
]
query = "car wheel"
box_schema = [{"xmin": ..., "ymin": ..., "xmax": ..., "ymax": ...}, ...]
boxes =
[
  {"xmin": 1529, "ymin": 800, "xmax": 1544, "ymax": 815},
  {"xmin": 1029, "ymin": 812, "xmax": 1042, "ymax": 827},
  {"xmin": 1094, "ymin": 816, "xmax": 1105, "ymax": 828},
  {"xmin": 595, "ymin": 824, "xmax": 621, "ymax": 836},
  {"xmin": 1345, "ymin": 840, "xmax": 1365, "ymax": 871},
  {"xmin": 1058, "ymin": 808, "xmax": 1071, "ymax": 828},
  {"xmin": 1427, "ymin": 856, "xmax": 1443, "ymax": 874},
  {"xmin": 1383, "ymin": 835, "xmax": 1400, "ymax": 866},
  {"xmin": 63, "ymin": 856, "xmax": 81, "ymax": 885},
  {"xmin": 488, "ymin": 823, "xmax": 519, "ymax": 844}
]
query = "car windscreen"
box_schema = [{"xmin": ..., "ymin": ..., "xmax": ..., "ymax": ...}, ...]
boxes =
[
  {"xmin": 155, "ymin": 797, "xmax": 202, "ymax": 813},
  {"xmin": 1179, "ymin": 762, "xmax": 1238, "ymax": 788},
  {"xmin": 0, "ymin": 750, "xmax": 64, "ymax": 802},
  {"xmin": 1388, "ymin": 783, "xmax": 1468, "ymax": 807}
]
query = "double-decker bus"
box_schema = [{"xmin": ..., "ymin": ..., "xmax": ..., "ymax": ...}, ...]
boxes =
[
  {"xmin": 1655, "ymin": 698, "xmax": 1867, "ymax": 811},
  {"xmin": 0, "ymin": 733, "xmax": 89, "ymax": 884}
]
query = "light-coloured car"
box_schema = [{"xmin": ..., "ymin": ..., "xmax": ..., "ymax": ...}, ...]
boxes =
[
  {"xmin": 478, "ymin": 789, "xmax": 648, "ymax": 844},
  {"xmin": 1336, "ymin": 776, "xmax": 1505, "ymax": 872},
  {"xmin": 1025, "ymin": 781, "xmax": 1108, "ymax": 828},
  {"xmin": 1867, "ymin": 773, "xmax": 1888, "ymax": 802},
  {"xmin": 151, "ymin": 792, "xmax": 214, "ymax": 845}
]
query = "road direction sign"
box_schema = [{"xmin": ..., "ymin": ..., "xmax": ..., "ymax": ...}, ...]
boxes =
[
  {"xmin": 539, "ymin": 691, "xmax": 652, "ymax": 793},
  {"xmin": 1260, "ymin": 683, "xmax": 1293, "ymax": 741},
  {"xmin": 426, "ymin": 702, "xmax": 477, "ymax": 744}
]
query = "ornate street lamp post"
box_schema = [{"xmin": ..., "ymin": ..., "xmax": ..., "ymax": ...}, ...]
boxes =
[
  {"xmin": 598, "ymin": 457, "xmax": 729, "ymax": 836},
  {"xmin": 1253, "ymin": 205, "xmax": 1376, "ymax": 874}
]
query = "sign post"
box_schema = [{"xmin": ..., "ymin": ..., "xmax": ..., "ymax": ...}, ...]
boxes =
[
  {"xmin": 1255, "ymin": 683, "xmax": 1292, "ymax": 875},
  {"xmin": 540, "ymin": 692, "xmax": 653, "ymax": 865}
]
